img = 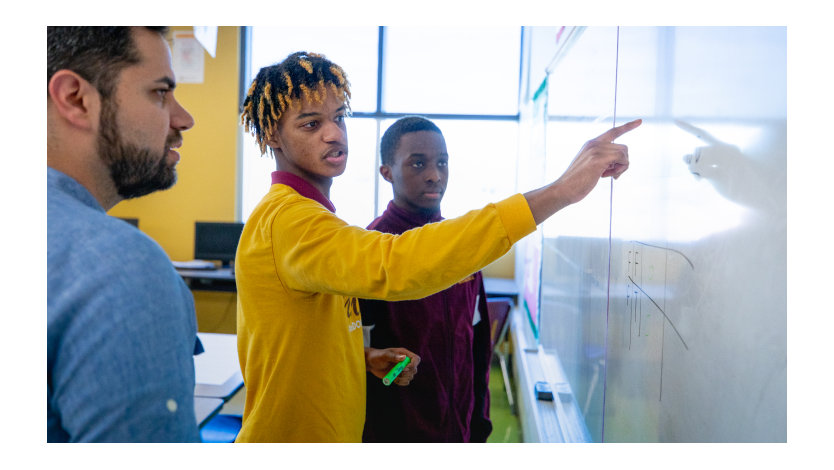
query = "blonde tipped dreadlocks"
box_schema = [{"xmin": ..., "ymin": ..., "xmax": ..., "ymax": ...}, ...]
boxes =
[{"xmin": 241, "ymin": 51, "xmax": 352, "ymax": 156}]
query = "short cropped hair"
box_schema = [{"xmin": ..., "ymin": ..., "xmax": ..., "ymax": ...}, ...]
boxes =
[
  {"xmin": 380, "ymin": 116, "xmax": 444, "ymax": 166},
  {"xmin": 241, "ymin": 51, "xmax": 352, "ymax": 156},
  {"xmin": 47, "ymin": 27, "xmax": 169, "ymax": 99}
]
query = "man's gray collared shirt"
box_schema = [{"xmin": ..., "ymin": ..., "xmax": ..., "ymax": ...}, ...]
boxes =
[{"xmin": 47, "ymin": 167, "xmax": 201, "ymax": 442}]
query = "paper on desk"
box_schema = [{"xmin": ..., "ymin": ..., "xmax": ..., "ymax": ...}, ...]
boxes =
[
  {"xmin": 194, "ymin": 333, "xmax": 241, "ymax": 385},
  {"xmin": 173, "ymin": 260, "xmax": 216, "ymax": 270}
]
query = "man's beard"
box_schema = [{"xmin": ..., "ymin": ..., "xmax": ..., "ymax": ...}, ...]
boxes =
[{"xmin": 97, "ymin": 98, "xmax": 179, "ymax": 200}]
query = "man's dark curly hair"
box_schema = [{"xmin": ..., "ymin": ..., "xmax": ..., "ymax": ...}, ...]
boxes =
[
  {"xmin": 47, "ymin": 26, "xmax": 169, "ymax": 99},
  {"xmin": 380, "ymin": 116, "xmax": 444, "ymax": 166},
  {"xmin": 241, "ymin": 51, "xmax": 352, "ymax": 156}
]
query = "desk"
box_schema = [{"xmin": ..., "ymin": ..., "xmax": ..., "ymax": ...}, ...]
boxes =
[
  {"xmin": 194, "ymin": 397, "xmax": 224, "ymax": 428},
  {"xmin": 484, "ymin": 277, "xmax": 519, "ymax": 301},
  {"xmin": 177, "ymin": 267, "xmax": 236, "ymax": 292},
  {"xmin": 194, "ymin": 333, "xmax": 244, "ymax": 400}
]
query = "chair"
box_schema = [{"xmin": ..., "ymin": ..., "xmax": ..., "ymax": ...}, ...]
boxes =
[
  {"xmin": 200, "ymin": 414, "xmax": 242, "ymax": 443},
  {"xmin": 487, "ymin": 297, "xmax": 515, "ymax": 414}
]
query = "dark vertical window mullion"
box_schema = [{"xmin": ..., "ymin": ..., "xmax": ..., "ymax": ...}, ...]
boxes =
[
  {"xmin": 376, "ymin": 26, "xmax": 385, "ymax": 115},
  {"xmin": 236, "ymin": 26, "xmax": 253, "ymax": 221},
  {"xmin": 372, "ymin": 26, "xmax": 386, "ymax": 217},
  {"xmin": 238, "ymin": 26, "xmax": 252, "ymax": 114},
  {"xmin": 517, "ymin": 26, "xmax": 526, "ymax": 113}
]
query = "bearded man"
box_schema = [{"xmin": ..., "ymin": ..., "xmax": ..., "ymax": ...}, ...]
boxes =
[{"xmin": 47, "ymin": 26, "xmax": 202, "ymax": 442}]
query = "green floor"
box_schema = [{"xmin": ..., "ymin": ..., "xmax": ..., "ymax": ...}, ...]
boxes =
[{"xmin": 486, "ymin": 361, "xmax": 522, "ymax": 443}]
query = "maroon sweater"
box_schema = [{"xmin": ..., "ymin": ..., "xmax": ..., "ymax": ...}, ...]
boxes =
[{"xmin": 360, "ymin": 201, "xmax": 493, "ymax": 442}]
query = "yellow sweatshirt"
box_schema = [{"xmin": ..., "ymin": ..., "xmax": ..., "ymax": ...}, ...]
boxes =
[{"xmin": 234, "ymin": 178, "xmax": 535, "ymax": 442}]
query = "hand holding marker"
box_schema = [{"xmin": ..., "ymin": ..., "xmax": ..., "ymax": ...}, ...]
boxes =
[{"xmin": 382, "ymin": 356, "xmax": 411, "ymax": 386}]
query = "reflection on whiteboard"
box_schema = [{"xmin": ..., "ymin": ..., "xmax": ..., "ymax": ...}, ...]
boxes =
[
  {"xmin": 517, "ymin": 77, "xmax": 549, "ymax": 338},
  {"xmin": 522, "ymin": 230, "xmax": 542, "ymax": 337}
]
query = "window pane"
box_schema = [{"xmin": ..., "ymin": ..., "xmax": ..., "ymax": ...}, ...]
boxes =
[
  {"xmin": 376, "ymin": 119, "xmax": 519, "ymax": 220},
  {"xmin": 672, "ymin": 26, "xmax": 786, "ymax": 118},
  {"xmin": 250, "ymin": 26, "xmax": 378, "ymax": 113},
  {"xmin": 240, "ymin": 135, "xmax": 275, "ymax": 222},
  {"xmin": 383, "ymin": 27, "xmax": 521, "ymax": 115},
  {"xmin": 547, "ymin": 26, "xmax": 618, "ymax": 118},
  {"xmin": 330, "ymin": 117, "xmax": 379, "ymax": 227}
]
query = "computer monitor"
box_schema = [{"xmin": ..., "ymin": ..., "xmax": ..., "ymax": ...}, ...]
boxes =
[
  {"xmin": 194, "ymin": 222, "xmax": 244, "ymax": 268},
  {"xmin": 118, "ymin": 217, "xmax": 139, "ymax": 228}
]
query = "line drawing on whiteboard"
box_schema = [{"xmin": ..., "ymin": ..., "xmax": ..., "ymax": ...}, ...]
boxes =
[
  {"xmin": 627, "ymin": 275, "xmax": 689, "ymax": 350},
  {"xmin": 633, "ymin": 241, "xmax": 694, "ymax": 269},
  {"xmin": 625, "ymin": 245, "xmax": 643, "ymax": 350},
  {"xmin": 626, "ymin": 241, "xmax": 692, "ymax": 350},
  {"xmin": 625, "ymin": 241, "xmax": 695, "ymax": 401}
]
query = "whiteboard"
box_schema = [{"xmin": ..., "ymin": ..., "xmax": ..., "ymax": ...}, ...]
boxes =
[{"xmin": 536, "ymin": 26, "xmax": 786, "ymax": 442}]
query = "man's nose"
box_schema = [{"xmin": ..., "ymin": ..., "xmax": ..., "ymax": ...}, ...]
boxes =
[
  {"xmin": 171, "ymin": 97, "xmax": 195, "ymax": 131},
  {"xmin": 425, "ymin": 166, "xmax": 442, "ymax": 183},
  {"xmin": 322, "ymin": 120, "xmax": 347, "ymax": 144}
]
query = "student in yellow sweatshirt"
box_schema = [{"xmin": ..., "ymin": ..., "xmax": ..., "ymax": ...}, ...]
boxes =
[{"xmin": 235, "ymin": 51, "xmax": 640, "ymax": 442}]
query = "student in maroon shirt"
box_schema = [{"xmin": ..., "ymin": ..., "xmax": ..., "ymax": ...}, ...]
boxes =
[{"xmin": 360, "ymin": 116, "xmax": 493, "ymax": 442}]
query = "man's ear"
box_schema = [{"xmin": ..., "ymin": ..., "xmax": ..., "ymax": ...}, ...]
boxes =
[
  {"xmin": 48, "ymin": 70, "xmax": 100, "ymax": 131},
  {"xmin": 379, "ymin": 165, "xmax": 393, "ymax": 183},
  {"xmin": 265, "ymin": 126, "xmax": 282, "ymax": 152}
]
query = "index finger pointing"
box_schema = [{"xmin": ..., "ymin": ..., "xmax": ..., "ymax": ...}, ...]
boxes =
[{"xmin": 595, "ymin": 119, "xmax": 642, "ymax": 143}]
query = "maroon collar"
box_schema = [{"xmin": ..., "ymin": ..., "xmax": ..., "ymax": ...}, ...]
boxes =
[
  {"xmin": 384, "ymin": 200, "xmax": 443, "ymax": 226},
  {"xmin": 271, "ymin": 171, "xmax": 336, "ymax": 213}
]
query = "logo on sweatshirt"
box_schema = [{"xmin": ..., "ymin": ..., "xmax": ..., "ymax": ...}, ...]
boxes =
[
  {"xmin": 344, "ymin": 297, "xmax": 362, "ymax": 332},
  {"xmin": 344, "ymin": 297, "xmax": 360, "ymax": 319}
]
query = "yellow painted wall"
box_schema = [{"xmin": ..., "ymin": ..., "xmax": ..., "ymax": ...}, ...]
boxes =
[
  {"xmin": 484, "ymin": 246, "xmax": 515, "ymax": 279},
  {"xmin": 108, "ymin": 26, "xmax": 240, "ymax": 333}
]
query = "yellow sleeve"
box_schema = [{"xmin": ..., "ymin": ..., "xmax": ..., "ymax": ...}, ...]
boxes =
[{"xmin": 273, "ymin": 193, "xmax": 535, "ymax": 301}]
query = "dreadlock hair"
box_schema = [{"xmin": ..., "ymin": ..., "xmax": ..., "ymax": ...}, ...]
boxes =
[
  {"xmin": 380, "ymin": 116, "xmax": 444, "ymax": 166},
  {"xmin": 47, "ymin": 27, "xmax": 169, "ymax": 100},
  {"xmin": 241, "ymin": 51, "xmax": 352, "ymax": 156}
]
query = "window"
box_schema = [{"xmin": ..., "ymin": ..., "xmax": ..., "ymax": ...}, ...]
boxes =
[
  {"xmin": 240, "ymin": 26, "xmax": 522, "ymax": 227},
  {"xmin": 382, "ymin": 27, "xmax": 521, "ymax": 115},
  {"xmin": 249, "ymin": 27, "xmax": 379, "ymax": 113}
]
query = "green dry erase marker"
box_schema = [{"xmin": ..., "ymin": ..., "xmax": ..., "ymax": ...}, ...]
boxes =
[{"xmin": 382, "ymin": 356, "xmax": 411, "ymax": 386}]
